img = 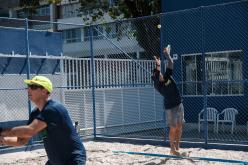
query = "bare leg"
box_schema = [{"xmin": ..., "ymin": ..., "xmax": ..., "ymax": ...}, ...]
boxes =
[
  {"xmin": 169, "ymin": 127, "xmax": 180, "ymax": 156},
  {"xmin": 175, "ymin": 124, "xmax": 183, "ymax": 151}
]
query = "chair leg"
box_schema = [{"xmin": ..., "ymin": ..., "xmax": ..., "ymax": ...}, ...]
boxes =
[
  {"xmin": 214, "ymin": 122, "xmax": 217, "ymax": 133},
  {"xmin": 198, "ymin": 121, "xmax": 200, "ymax": 132},
  {"xmin": 247, "ymin": 121, "xmax": 248, "ymax": 135},
  {"xmin": 216, "ymin": 122, "xmax": 218, "ymax": 133}
]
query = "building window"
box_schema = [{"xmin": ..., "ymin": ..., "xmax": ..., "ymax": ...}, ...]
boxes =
[
  {"xmin": 84, "ymin": 26, "xmax": 103, "ymax": 41},
  {"xmin": 182, "ymin": 53, "xmax": 202, "ymax": 96},
  {"xmin": 16, "ymin": 5, "xmax": 50, "ymax": 18},
  {"xmin": 34, "ymin": 6, "xmax": 50, "ymax": 16},
  {"xmin": 16, "ymin": 10, "xmax": 27, "ymax": 18},
  {"xmin": 62, "ymin": 28, "xmax": 81, "ymax": 43},
  {"xmin": 182, "ymin": 50, "xmax": 243, "ymax": 96}
]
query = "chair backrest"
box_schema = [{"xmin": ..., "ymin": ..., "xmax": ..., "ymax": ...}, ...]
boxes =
[
  {"xmin": 223, "ymin": 108, "xmax": 238, "ymax": 121},
  {"xmin": 206, "ymin": 107, "xmax": 218, "ymax": 121},
  {"xmin": 200, "ymin": 107, "xmax": 218, "ymax": 121}
]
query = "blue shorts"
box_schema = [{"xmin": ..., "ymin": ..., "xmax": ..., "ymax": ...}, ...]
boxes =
[
  {"xmin": 45, "ymin": 154, "xmax": 86, "ymax": 165},
  {"xmin": 166, "ymin": 103, "xmax": 185, "ymax": 127},
  {"xmin": 45, "ymin": 159, "xmax": 86, "ymax": 165}
]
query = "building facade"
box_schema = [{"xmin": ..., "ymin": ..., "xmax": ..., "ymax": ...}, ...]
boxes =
[{"xmin": 0, "ymin": 0, "xmax": 143, "ymax": 59}]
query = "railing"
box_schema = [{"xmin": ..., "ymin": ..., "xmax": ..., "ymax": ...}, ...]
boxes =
[{"xmin": 64, "ymin": 58, "xmax": 154, "ymax": 89}]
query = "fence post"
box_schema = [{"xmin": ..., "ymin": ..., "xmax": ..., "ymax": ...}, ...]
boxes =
[
  {"xmin": 160, "ymin": 15, "xmax": 165, "ymax": 74},
  {"xmin": 25, "ymin": 18, "xmax": 33, "ymax": 144},
  {"xmin": 89, "ymin": 25, "xmax": 97, "ymax": 138},
  {"xmin": 159, "ymin": 13, "xmax": 168, "ymax": 143},
  {"xmin": 200, "ymin": 7, "xmax": 208, "ymax": 148},
  {"xmin": 25, "ymin": 18, "xmax": 32, "ymax": 116}
]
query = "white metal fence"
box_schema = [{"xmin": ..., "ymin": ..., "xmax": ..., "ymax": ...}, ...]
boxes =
[
  {"xmin": 63, "ymin": 58, "xmax": 155, "ymax": 89},
  {"xmin": 64, "ymin": 87, "xmax": 164, "ymax": 137}
]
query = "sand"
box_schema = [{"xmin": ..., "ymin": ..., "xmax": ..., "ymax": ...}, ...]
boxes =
[{"xmin": 0, "ymin": 141, "xmax": 248, "ymax": 165}]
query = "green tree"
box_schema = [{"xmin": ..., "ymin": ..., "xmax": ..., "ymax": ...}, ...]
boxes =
[
  {"xmin": 77, "ymin": 0, "xmax": 161, "ymax": 58},
  {"xmin": 19, "ymin": 0, "xmax": 162, "ymax": 58},
  {"xmin": 116, "ymin": 0, "xmax": 161, "ymax": 58}
]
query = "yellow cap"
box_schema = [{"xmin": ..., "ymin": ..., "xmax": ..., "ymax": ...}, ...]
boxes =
[{"xmin": 24, "ymin": 76, "xmax": 53, "ymax": 93}]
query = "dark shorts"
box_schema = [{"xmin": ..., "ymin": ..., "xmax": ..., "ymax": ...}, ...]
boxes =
[
  {"xmin": 66, "ymin": 154, "xmax": 86, "ymax": 165},
  {"xmin": 45, "ymin": 154, "xmax": 86, "ymax": 165},
  {"xmin": 45, "ymin": 159, "xmax": 86, "ymax": 165},
  {"xmin": 166, "ymin": 103, "xmax": 184, "ymax": 127}
]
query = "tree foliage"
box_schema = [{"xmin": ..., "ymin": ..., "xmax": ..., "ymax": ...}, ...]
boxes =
[
  {"xmin": 19, "ymin": 0, "xmax": 40, "ymax": 8},
  {"xmin": 114, "ymin": 0, "xmax": 161, "ymax": 18},
  {"xmin": 111, "ymin": 0, "xmax": 161, "ymax": 58},
  {"xmin": 19, "ymin": 0, "xmax": 162, "ymax": 58},
  {"xmin": 76, "ymin": 0, "xmax": 161, "ymax": 58},
  {"xmin": 77, "ymin": 0, "xmax": 161, "ymax": 22}
]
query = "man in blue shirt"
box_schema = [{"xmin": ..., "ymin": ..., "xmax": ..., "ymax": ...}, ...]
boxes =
[
  {"xmin": 0, "ymin": 76, "xmax": 86, "ymax": 165},
  {"xmin": 152, "ymin": 46, "xmax": 184, "ymax": 156}
]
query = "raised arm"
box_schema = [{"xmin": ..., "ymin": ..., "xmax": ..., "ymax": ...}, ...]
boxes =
[
  {"xmin": 163, "ymin": 45, "xmax": 173, "ymax": 70},
  {"xmin": 153, "ymin": 56, "xmax": 165, "ymax": 82},
  {"xmin": 153, "ymin": 55, "xmax": 161, "ymax": 71}
]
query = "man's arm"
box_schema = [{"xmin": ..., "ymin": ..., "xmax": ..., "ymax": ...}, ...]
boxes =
[
  {"xmin": 153, "ymin": 56, "xmax": 161, "ymax": 71},
  {"xmin": 0, "ymin": 119, "xmax": 47, "ymax": 139},
  {"xmin": 163, "ymin": 46, "xmax": 173, "ymax": 70},
  {"xmin": 0, "ymin": 136, "xmax": 30, "ymax": 147},
  {"xmin": 153, "ymin": 56, "xmax": 165, "ymax": 82}
]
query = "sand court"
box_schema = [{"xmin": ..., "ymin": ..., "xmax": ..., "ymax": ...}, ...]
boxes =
[{"xmin": 0, "ymin": 141, "xmax": 248, "ymax": 165}]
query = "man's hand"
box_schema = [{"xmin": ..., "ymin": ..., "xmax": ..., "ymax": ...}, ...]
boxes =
[
  {"xmin": 0, "ymin": 136, "xmax": 29, "ymax": 147},
  {"xmin": 163, "ymin": 45, "xmax": 173, "ymax": 69},
  {"xmin": 153, "ymin": 56, "xmax": 161, "ymax": 66},
  {"xmin": 163, "ymin": 45, "xmax": 171, "ymax": 57},
  {"xmin": 0, "ymin": 119, "xmax": 47, "ymax": 138}
]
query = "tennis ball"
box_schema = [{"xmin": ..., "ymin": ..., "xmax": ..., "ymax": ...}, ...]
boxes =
[{"xmin": 157, "ymin": 24, "xmax": 161, "ymax": 29}]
